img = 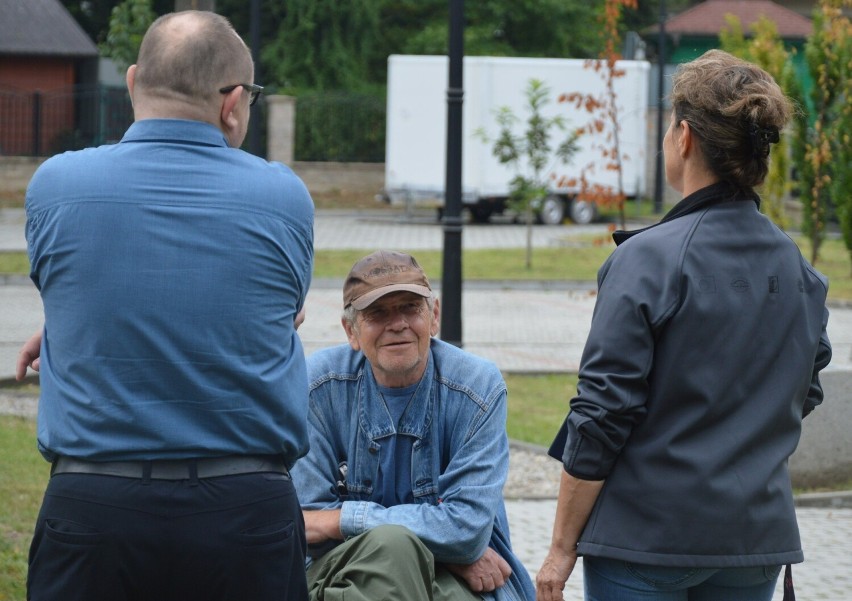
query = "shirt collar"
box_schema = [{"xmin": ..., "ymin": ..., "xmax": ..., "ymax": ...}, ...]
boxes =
[{"xmin": 120, "ymin": 118, "xmax": 231, "ymax": 148}]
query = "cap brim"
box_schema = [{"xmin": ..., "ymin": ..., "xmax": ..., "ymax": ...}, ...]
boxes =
[{"xmin": 350, "ymin": 284, "xmax": 432, "ymax": 310}]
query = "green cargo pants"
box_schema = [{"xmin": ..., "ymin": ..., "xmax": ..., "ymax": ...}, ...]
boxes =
[{"xmin": 306, "ymin": 524, "xmax": 481, "ymax": 601}]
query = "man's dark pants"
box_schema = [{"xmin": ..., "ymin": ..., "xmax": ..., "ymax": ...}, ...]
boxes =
[{"xmin": 27, "ymin": 470, "xmax": 307, "ymax": 601}]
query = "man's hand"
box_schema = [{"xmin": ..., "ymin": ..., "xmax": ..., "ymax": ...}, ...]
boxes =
[
  {"xmin": 445, "ymin": 547, "xmax": 512, "ymax": 593},
  {"xmin": 535, "ymin": 545, "xmax": 577, "ymax": 601},
  {"xmin": 295, "ymin": 307, "xmax": 306, "ymax": 330},
  {"xmin": 303, "ymin": 509, "xmax": 343, "ymax": 545},
  {"xmin": 16, "ymin": 329, "xmax": 43, "ymax": 381}
]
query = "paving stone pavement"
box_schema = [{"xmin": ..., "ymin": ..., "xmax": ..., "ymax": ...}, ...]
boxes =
[{"xmin": 506, "ymin": 500, "xmax": 852, "ymax": 601}]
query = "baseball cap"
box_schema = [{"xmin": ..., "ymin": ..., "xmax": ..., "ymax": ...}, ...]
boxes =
[{"xmin": 343, "ymin": 251, "xmax": 432, "ymax": 310}]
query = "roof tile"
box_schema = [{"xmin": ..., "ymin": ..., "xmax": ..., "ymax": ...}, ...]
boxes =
[
  {"xmin": 0, "ymin": 0, "xmax": 98, "ymax": 57},
  {"xmin": 656, "ymin": 0, "xmax": 812, "ymax": 38}
]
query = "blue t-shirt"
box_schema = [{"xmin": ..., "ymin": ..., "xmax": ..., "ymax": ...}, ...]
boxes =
[
  {"xmin": 373, "ymin": 383, "xmax": 417, "ymax": 506},
  {"xmin": 26, "ymin": 118, "xmax": 314, "ymax": 463}
]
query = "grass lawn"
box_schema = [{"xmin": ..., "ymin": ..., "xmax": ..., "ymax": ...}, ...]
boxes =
[
  {"xmin": 0, "ymin": 416, "xmax": 47, "ymax": 601},
  {"xmin": 504, "ymin": 373, "xmax": 576, "ymax": 447},
  {"xmin": 5, "ymin": 235, "xmax": 850, "ymax": 299}
]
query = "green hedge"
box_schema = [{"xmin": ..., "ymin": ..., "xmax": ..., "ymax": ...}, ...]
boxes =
[{"xmin": 295, "ymin": 91, "xmax": 385, "ymax": 163}]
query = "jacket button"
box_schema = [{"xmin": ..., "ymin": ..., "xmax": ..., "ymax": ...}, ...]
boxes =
[
  {"xmin": 364, "ymin": 479, "xmax": 372, "ymax": 486},
  {"xmin": 369, "ymin": 447, "xmax": 377, "ymax": 454}
]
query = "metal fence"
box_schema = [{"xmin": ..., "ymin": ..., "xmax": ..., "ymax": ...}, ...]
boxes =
[
  {"xmin": 0, "ymin": 84, "xmax": 133, "ymax": 157},
  {"xmin": 295, "ymin": 91, "xmax": 385, "ymax": 163},
  {"xmin": 0, "ymin": 85, "xmax": 385, "ymax": 162}
]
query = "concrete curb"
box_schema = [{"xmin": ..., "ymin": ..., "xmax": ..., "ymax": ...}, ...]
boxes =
[
  {"xmin": 793, "ymin": 491, "xmax": 852, "ymax": 509},
  {"xmin": 507, "ymin": 437, "xmax": 852, "ymax": 506}
]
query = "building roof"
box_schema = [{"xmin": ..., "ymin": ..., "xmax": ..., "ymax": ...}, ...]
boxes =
[
  {"xmin": 0, "ymin": 0, "xmax": 98, "ymax": 57},
  {"xmin": 652, "ymin": 0, "xmax": 813, "ymax": 38}
]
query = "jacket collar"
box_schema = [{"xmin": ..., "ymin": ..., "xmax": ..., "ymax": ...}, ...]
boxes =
[
  {"xmin": 612, "ymin": 182, "xmax": 759, "ymax": 246},
  {"xmin": 358, "ymin": 349, "xmax": 435, "ymax": 441}
]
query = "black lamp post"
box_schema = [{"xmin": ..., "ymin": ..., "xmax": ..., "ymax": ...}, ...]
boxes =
[
  {"xmin": 440, "ymin": 0, "xmax": 464, "ymax": 347},
  {"xmin": 248, "ymin": 0, "xmax": 262, "ymax": 157},
  {"xmin": 653, "ymin": 0, "xmax": 667, "ymax": 214}
]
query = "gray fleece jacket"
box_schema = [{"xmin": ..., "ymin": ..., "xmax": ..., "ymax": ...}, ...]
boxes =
[{"xmin": 550, "ymin": 182, "xmax": 832, "ymax": 567}]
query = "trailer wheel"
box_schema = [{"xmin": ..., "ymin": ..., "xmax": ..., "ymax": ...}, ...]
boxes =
[
  {"xmin": 536, "ymin": 195, "xmax": 565, "ymax": 225},
  {"xmin": 470, "ymin": 204, "xmax": 494, "ymax": 224},
  {"xmin": 569, "ymin": 198, "xmax": 598, "ymax": 225}
]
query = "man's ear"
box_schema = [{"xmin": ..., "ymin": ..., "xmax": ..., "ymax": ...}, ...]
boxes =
[
  {"xmin": 126, "ymin": 65, "xmax": 137, "ymax": 104},
  {"xmin": 220, "ymin": 86, "xmax": 242, "ymax": 142},
  {"xmin": 430, "ymin": 297, "xmax": 440, "ymax": 337},
  {"xmin": 342, "ymin": 317, "xmax": 361, "ymax": 352}
]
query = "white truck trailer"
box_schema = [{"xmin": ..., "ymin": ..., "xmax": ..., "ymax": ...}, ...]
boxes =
[{"xmin": 383, "ymin": 55, "xmax": 650, "ymax": 224}]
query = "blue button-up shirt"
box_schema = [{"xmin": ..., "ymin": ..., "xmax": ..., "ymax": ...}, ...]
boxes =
[
  {"xmin": 293, "ymin": 338, "xmax": 534, "ymax": 601},
  {"xmin": 26, "ymin": 118, "xmax": 314, "ymax": 464}
]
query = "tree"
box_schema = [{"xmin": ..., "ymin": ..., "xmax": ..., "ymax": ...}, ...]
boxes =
[
  {"xmin": 61, "ymin": 0, "xmax": 670, "ymax": 93},
  {"xmin": 800, "ymin": 0, "xmax": 851, "ymax": 266},
  {"xmin": 99, "ymin": 0, "xmax": 157, "ymax": 72},
  {"xmin": 476, "ymin": 79, "xmax": 579, "ymax": 269},
  {"xmin": 390, "ymin": 0, "xmax": 605, "ymax": 61},
  {"xmin": 242, "ymin": 0, "xmax": 615, "ymax": 93},
  {"xmin": 559, "ymin": 0, "xmax": 637, "ymax": 230},
  {"xmin": 260, "ymin": 0, "xmax": 382, "ymax": 91},
  {"xmin": 59, "ymin": 0, "xmax": 171, "ymax": 45},
  {"xmin": 720, "ymin": 15, "xmax": 801, "ymax": 230}
]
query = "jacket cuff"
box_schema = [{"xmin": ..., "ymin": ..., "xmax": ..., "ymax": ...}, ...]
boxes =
[
  {"xmin": 561, "ymin": 413, "xmax": 618, "ymax": 480},
  {"xmin": 339, "ymin": 500, "xmax": 368, "ymax": 539}
]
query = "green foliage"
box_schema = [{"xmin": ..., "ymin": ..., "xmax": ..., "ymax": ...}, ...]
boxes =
[
  {"xmin": 60, "ymin": 0, "xmax": 171, "ymax": 44},
  {"xmin": 65, "ymin": 0, "xmax": 678, "ymax": 92},
  {"xmin": 719, "ymin": 15, "xmax": 801, "ymax": 230},
  {"xmin": 801, "ymin": 0, "xmax": 851, "ymax": 265},
  {"xmin": 294, "ymin": 91, "xmax": 386, "ymax": 162},
  {"xmin": 98, "ymin": 0, "xmax": 156, "ymax": 72},
  {"xmin": 476, "ymin": 79, "xmax": 579, "ymax": 268},
  {"xmin": 469, "ymin": 0, "xmax": 605, "ymax": 58},
  {"xmin": 378, "ymin": 0, "xmax": 605, "ymax": 61},
  {"xmin": 261, "ymin": 0, "xmax": 382, "ymax": 91},
  {"xmin": 251, "ymin": 0, "xmax": 612, "ymax": 93}
]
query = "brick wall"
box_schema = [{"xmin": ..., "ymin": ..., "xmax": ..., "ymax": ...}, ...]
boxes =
[{"xmin": 0, "ymin": 57, "xmax": 76, "ymax": 155}]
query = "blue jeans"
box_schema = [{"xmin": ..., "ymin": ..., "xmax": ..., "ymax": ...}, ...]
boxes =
[{"xmin": 583, "ymin": 556, "xmax": 781, "ymax": 601}]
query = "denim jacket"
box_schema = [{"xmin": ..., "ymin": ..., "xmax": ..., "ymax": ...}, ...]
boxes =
[{"xmin": 292, "ymin": 338, "xmax": 534, "ymax": 601}]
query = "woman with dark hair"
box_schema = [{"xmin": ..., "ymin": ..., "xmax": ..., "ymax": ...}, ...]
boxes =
[{"xmin": 536, "ymin": 50, "xmax": 832, "ymax": 601}]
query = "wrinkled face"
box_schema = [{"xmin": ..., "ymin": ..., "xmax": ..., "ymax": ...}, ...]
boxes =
[{"xmin": 343, "ymin": 291, "xmax": 440, "ymax": 388}]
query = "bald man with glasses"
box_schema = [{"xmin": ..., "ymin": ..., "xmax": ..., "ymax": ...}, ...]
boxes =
[{"xmin": 19, "ymin": 11, "xmax": 313, "ymax": 601}]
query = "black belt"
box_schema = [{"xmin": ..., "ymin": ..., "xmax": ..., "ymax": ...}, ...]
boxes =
[{"xmin": 51, "ymin": 455, "xmax": 290, "ymax": 480}]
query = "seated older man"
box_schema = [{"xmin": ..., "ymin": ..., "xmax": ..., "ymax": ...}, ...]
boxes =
[{"xmin": 292, "ymin": 250, "xmax": 534, "ymax": 601}]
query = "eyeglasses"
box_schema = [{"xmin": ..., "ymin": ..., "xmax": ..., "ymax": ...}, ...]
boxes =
[{"xmin": 219, "ymin": 83, "xmax": 264, "ymax": 107}]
